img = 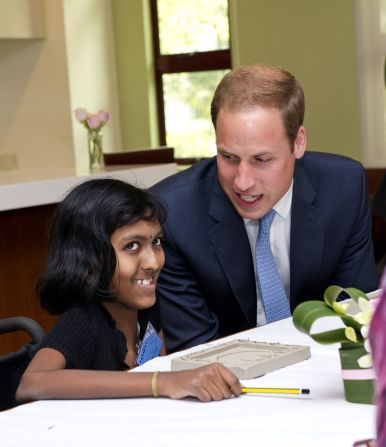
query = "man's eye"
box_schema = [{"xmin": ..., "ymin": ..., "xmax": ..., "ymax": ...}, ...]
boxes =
[
  {"xmin": 221, "ymin": 153, "xmax": 238, "ymax": 162},
  {"xmin": 254, "ymin": 157, "xmax": 272, "ymax": 163},
  {"xmin": 125, "ymin": 242, "xmax": 140, "ymax": 251},
  {"xmin": 153, "ymin": 237, "xmax": 163, "ymax": 246}
]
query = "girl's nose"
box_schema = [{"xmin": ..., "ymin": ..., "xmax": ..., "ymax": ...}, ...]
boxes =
[{"xmin": 140, "ymin": 246, "xmax": 164, "ymax": 271}]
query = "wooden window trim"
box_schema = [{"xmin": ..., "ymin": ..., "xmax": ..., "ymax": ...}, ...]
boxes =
[
  {"xmin": 149, "ymin": 0, "xmax": 231, "ymax": 152},
  {"xmin": 156, "ymin": 50, "xmax": 231, "ymax": 73}
]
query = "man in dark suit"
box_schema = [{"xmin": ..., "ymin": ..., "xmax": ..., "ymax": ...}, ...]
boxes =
[{"xmin": 151, "ymin": 63, "xmax": 377, "ymax": 353}]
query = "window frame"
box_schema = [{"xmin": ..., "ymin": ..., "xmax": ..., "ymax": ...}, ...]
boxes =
[{"xmin": 149, "ymin": 0, "xmax": 231, "ymax": 162}]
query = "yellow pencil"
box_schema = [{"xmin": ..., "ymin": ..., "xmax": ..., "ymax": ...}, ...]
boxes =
[{"xmin": 242, "ymin": 387, "xmax": 310, "ymax": 395}]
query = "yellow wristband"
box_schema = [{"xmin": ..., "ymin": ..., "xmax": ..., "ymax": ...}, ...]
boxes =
[{"xmin": 151, "ymin": 371, "xmax": 159, "ymax": 397}]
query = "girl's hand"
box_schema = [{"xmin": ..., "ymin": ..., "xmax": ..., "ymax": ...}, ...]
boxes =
[{"xmin": 158, "ymin": 363, "xmax": 242, "ymax": 402}]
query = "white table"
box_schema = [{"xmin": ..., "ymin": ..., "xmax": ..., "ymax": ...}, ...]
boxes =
[{"xmin": 0, "ymin": 318, "xmax": 375, "ymax": 447}]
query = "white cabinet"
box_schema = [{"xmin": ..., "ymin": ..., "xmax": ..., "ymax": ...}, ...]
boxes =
[{"xmin": 0, "ymin": 0, "xmax": 44, "ymax": 39}]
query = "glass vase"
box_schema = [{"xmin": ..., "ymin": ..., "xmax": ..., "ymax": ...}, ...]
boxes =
[
  {"xmin": 88, "ymin": 130, "xmax": 105, "ymax": 173},
  {"xmin": 339, "ymin": 343, "xmax": 375, "ymax": 404}
]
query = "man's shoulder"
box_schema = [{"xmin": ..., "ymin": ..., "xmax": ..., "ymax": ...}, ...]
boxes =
[
  {"xmin": 294, "ymin": 151, "xmax": 366, "ymax": 200},
  {"xmin": 150, "ymin": 157, "xmax": 217, "ymax": 198},
  {"xmin": 300, "ymin": 151, "xmax": 364, "ymax": 172}
]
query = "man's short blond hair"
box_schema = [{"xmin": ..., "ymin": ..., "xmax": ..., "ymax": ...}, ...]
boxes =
[{"xmin": 210, "ymin": 63, "xmax": 305, "ymax": 146}]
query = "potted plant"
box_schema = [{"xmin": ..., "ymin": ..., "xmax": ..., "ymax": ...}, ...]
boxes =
[{"xmin": 293, "ymin": 286, "xmax": 379, "ymax": 404}]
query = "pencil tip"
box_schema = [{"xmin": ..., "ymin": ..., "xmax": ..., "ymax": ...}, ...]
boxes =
[{"xmin": 301, "ymin": 389, "xmax": 310, "ymax": 394}]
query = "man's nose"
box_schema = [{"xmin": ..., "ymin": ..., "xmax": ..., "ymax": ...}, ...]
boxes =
[{"xmin": 234, "ymin": 162, "xmax": 255, "ymax": 191}]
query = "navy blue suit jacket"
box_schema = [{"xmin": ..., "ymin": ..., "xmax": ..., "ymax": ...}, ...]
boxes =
[{"xmin": 151, "ymin": 152, "xmax": 378, "ymax": 353}]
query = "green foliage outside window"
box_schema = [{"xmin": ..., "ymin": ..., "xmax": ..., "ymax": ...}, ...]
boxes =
[{"xmin": 158, "ymin": 0, "xmax": 229, "ymax": 55}]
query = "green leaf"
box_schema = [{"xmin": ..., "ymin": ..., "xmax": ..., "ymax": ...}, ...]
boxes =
[
  {"xmin": 339, "ymin": 314, "xmax": 365, "ymax": 333},
  {"xmin": 324, "ymin": 285, "xmax": 345, "ymax": 308},
  {"xmin": 292, "ymin": 285, "xmax": 370, "ymax": 345},
  {"xmin": 292, "ymin": 300, "xmax": 338, "ymax": 334},
  {"xmin": 324, "ymin": 285, "xmax": 369, "ymax": 308},
  {"xmin": 309, "ymin": 328, "xmax": 353, "ymax": 344},
  {"xmin": 292, "ymin": 298, "xmax": 362, "ymax": 345},
  {"xmin": 344, "ymin": 288, "xmax": 369, "ymax": 307}
]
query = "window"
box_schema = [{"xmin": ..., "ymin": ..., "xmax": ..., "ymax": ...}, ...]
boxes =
[{"xmin": 150, "ymin": 0, "xmax": 231, "ymax": 162}]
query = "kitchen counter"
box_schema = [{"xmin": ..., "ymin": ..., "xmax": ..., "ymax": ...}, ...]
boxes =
[{"xmin": 0, "ymin": 164, "xmax": 177, "ymax": 211}]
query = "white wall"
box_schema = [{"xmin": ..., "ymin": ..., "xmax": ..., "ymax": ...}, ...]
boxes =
[
  {"xmin": 229, "ymin": 0, "xmax": 362, "ymax": 162},
  {"xmin": 0, "ymin": 0, "xmax": 74, "ymax": 171},
  {"xmin": 63, "ymin": 0, "xmax": 121, "ymax": 174},
  {"xmin": 0, "ymin": 0, "xmax": 121, "ymax": 174},
  {"xmin": 355, "ymin": 0, "xmax": 386, "ymax": 167}
]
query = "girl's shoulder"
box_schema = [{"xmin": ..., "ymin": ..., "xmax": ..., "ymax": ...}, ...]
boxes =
[
  {"xmin": 53, "ymin": 303, "xmax": 108, "ymax": 334},
  {"xmin": 39, "ymin": 303, "xmax": 113, "ymax": 369}
]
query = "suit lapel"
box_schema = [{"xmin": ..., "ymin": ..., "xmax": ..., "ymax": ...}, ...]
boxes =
[
  {"xmin": 207, "ymin": 175, "xmax": 257, "ymax": 326},
  {"xmin": 204, "ymin": 159, "xmax": 325, "ymax": 322},
  {"xmin": 290, "ymin": 161, "xmax": 324, "ymax": 307}
]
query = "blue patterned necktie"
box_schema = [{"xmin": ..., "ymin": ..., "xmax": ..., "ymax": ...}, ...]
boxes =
[{"xmin": 255, "ymin": 209, "xmax": 291, "ymax": 323}]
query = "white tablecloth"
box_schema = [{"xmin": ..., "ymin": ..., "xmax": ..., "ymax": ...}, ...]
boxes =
[{"xmin": 0, "ymin": 318, "xmax": 376, "ymax": 447}]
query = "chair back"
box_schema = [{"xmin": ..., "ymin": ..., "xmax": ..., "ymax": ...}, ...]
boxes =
[
  {"xmin": 372, "ymin": 171, "xmax": 386, "ymax": 220},
  {"xmin": 0, "ymin": 317, "xmax": 45, "ymax": 411},
  {"xmin": 103, "ymin": 146, "xmax": 174, "ymax": 166},
  {"xmin": 366, "ymin": 168, "xmax": 386, "ymax": 279}
]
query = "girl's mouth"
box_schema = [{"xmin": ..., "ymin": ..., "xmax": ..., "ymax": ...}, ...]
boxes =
[{"xmin": 134, "ymin": 277, "xmax": 154, "ymax": 286}]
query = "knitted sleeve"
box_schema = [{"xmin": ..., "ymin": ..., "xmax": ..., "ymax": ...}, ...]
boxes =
[{"xmin": 38, "ymin": 307, "xmax": 98, "ymax": 369}]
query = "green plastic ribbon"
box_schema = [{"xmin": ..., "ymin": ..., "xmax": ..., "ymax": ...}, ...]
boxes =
[
  {"xmin": 293, "ymin": 285, "xmax": 375, "ymax": 404},
  {"xmin": 292, "ymin": 285, "xmax": 368, "ymax": 345}
]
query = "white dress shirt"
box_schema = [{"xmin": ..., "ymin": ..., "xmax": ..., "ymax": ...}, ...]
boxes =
[{"xmin": 244, "ymin": 181, "xmax": 293, "ymax": 325}]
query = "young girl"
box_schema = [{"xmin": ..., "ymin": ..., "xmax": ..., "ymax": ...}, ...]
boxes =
[{"xmin": 16, "ymin": 179, "xmax": 241, "ymax": 403}]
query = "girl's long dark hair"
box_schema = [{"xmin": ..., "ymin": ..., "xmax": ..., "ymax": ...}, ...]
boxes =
[{"xmin": 38, "ymin": 178, "xmax": 166, "ymax": 315}]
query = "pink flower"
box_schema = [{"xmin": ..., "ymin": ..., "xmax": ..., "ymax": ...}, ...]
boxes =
[
  {"xmin": 370, "ymin": 297, "xmax": 380, "ymax": 311},
  {"xmin": 74, "ymin": 107, "xmax": 110, "ymax": 132},
  {"xmin": 87, "ymin": 114, "xmax": 102, "ymax": 129},
  {"xmin": 74, "ymin": 108, "xmax": 88, "ymax": 123},
  {"xmin": 98, "ymin": 110, "xmax": 110, "ymax": 123},
  {"xmin": 369, "ymin": 270, "xmax": 386, "ymax": 446}
]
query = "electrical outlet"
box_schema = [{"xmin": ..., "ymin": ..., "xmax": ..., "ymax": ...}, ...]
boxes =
[{"xmin": 0, "ymin": 153, "xmax": 18, "ymax": 171}]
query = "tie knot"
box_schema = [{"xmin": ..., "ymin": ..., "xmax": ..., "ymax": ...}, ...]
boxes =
[{"xmin": 259, "ymin": 209, "xmax": 276, "ymax": 234}]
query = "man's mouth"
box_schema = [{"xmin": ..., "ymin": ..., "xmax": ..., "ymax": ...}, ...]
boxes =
[
  {"xmin": 237, "ymin": 192, "xmax": 264, "ymax": 203},
  {"xmin": 239, "ymin": 194, "xmax": 259, "ymax": 203}
]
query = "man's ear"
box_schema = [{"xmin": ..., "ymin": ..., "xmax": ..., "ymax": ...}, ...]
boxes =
[{"xmin": 294, "ymin": 126, "xmax": 306, "ymax": 159}]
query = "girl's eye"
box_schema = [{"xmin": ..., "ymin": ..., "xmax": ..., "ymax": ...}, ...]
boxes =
[
  {"xmin": 125, "ymin": 242, "xmax": 140, "ymax": 251},
  {"xmin": 153, "ymin": 237, "xmax": 163, "ymax": 246}
]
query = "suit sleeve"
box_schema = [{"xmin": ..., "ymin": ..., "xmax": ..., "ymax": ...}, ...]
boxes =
[{"xmin": 157, "ymin": 221, "xmax": 219, "ymax": 353}]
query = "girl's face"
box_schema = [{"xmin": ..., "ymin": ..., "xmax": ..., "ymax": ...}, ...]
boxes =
[{"xmin": 109, "ymin": 219, "xmax": 165, "ymax": 310}]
